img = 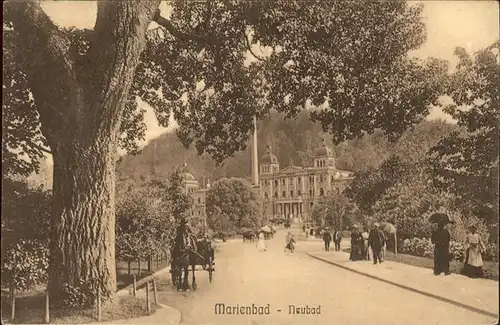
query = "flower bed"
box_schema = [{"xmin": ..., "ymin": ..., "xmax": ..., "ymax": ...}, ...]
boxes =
[{"xmin": 401, "ymin": 237, "xmax": 498, "ymax": 262}]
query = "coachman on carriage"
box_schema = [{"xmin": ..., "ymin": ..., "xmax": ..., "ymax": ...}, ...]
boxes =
[{"xmin": 170, "ymin": 219, "xmax": 215, "ymax": 291}]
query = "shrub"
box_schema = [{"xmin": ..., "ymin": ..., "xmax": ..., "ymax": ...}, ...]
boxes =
[
  {"xmin": 1, "ymin": 239, "xmax": 50, "ymax": 291},
  {"xmin": 484, "ymin": 243, "xmax": 499, "ymax": 262},
  {"xmin": 401, "ymin": 237, "xmax": 467, "ymax": 262},
  {"xmin": 401, "ymin": 238, "xmax": 434, "ymax": 259}
]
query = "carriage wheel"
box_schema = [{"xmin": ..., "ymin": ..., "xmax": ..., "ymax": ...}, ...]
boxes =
[{"xmin": 208, "ymin": 257, "xmax": 213, "ymax": 283}]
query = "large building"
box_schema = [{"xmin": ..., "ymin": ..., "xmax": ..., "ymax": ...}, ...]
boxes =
[
  {"xmin": 179, "ymin": 163, "xmax": 208, "ymax": 229},
  {"xmin": 257, "ymin": 139, "xmax": 354, "ymax": 223}
]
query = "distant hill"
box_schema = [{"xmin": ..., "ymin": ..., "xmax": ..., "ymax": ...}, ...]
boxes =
[
  {"xmin": 24, "ymin": 111, "xmax": 457, "ymax": 190},
  {"xmin": 116, "ymin": 111, "xmax": 458, "ymax": 187}
]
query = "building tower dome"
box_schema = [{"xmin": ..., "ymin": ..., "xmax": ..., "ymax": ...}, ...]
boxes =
[
  {"xmin": 314, "ymin": 138, "xmax": 335, "ymax": 158},
  {"xmin": 180, "ymin": 162, "xmax": 196, "ymax": 181},
  {"xmin": 260, "ymin": 145, "xmax": 279, "ymax": 164}
]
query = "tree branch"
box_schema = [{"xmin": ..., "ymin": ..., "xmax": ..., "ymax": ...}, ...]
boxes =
[
  {"xmin": 243, "ymin": 31, "xmax": 264, "ymax": 61},
  {"xmin": 153, "ymin": 9, "xmax": 217, "ymax": 45},
  {"xmin": 86, "ymin": 1, "xmax": 161, "ymax": 138},
  {"xmin": 4, "ymin": 0, "xmax": 78, "ymax": 143}
]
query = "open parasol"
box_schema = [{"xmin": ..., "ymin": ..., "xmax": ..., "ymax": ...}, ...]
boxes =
[
  {"xmin": 428, "ymin": 212, "xmax": 455, "ymax": 224},
  {"xmin": 261, "ymin": 225, "xmax": 272, "ymax": 233},
  {"xmin": 380, "ymin": 222, "xmax": 397, "ymax": 234}
]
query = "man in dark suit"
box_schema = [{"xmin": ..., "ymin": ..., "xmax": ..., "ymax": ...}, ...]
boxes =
[
  {"xmin": 323, "ymin": 229, "xmax": 332, "ymax": 251},
  {"xmin": 368, "ymin": 222, "xmax": 386, "ymax": 264}
]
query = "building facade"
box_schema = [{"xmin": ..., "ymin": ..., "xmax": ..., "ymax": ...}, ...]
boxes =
[
  {"xmin": 179, "ymin": 163, "xmax": 208, "ymax": 230},
  {"xmin": 258, "ymin": 139, "xmax": 354, "ymax": 223}
]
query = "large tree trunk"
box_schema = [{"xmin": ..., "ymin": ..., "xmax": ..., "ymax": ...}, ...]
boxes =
[
  {"xmin": 48, "ymin": 135, "xmax": 119, "ymax": 303},
  {"xmin": 4, "ymin": 0, "xmax": 161, "ymax": 306}
]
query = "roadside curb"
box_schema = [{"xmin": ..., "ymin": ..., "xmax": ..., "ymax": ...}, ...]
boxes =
[{"xmin": 307, "ymin": 253, "xmax": 499, "ymax": 319}]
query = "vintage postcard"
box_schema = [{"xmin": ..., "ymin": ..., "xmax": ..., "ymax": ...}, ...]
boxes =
[{"xmin": 2, "ymin": 1, "xmax": 498, "ymax": 325}]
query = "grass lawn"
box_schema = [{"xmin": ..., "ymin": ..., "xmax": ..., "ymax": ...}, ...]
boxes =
[
  {"xmin": 116, "ymin": 260, "xmax": 169, "ymax": 290},
  {"xmin": 1, "ymin": 285, "xmax": 159, "ymax": 324},
  {"xmin": 343, "ymin": 248, "xmax": 499, "ymax": 281}
]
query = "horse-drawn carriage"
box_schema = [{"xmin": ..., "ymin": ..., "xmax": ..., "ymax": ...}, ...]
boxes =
[{"xmin": 170, "ymin": 220, "xmax": 215, "ymax": 291}]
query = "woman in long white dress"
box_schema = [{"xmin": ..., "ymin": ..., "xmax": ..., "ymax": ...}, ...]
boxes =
[
  {"xmin": 461, "ymin": 225, "xmax": 486, "ymax": 278},
  {"xmin": 257, "ymin": 231, "xmax": 266, "ymax": 251}
]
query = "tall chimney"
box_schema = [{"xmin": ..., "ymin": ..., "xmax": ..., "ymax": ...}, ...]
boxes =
[{"xmin": 251, "ymin": 115, "xmax": 259, "ymax": 186}]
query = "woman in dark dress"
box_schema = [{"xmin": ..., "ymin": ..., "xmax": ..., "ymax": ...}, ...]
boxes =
[{"xmin": 350, "ymin": 227, "xmax": 364, "ymax": 261}]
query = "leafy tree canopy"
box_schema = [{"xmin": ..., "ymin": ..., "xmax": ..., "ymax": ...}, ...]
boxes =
[
  {"xmin": 4, "ymin": 0, "xmax": 447, "ymax": 176},
  {"xmin": 206, "ymin": 177, "xmax": 261, "ymax": 232},
  {"xmin": 429, "ymin": 42, "xmax": 499, "ymax": 224}
]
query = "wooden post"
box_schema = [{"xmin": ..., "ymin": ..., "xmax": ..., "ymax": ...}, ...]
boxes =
[
  {"xmin": 96, "ymin": 285, "xmax": 102, "ymax": 322},
  {"xmin": 148, "ymin": 256, "xmax": 151, "ymax": 272},
  {"xmin": 152, "ymin": 279, "xmax": 158, "ymax": 304},
  {"xmin": 45, "ymin": 290, "xmax": 50, "ymax": 323},
  {"xmin": 138, "ymin": 260, "xmax": 141, "ymax": 275},
  {"xmin": 146, "ymin": 282, "xmax": 151, "ymax": 315},
  {"xmin": 394, "ymin": 233, "xmax": 398, "ymax": 255},
  {"xmin": 132, "ymin": 274, "xmax": 137, "ymax": 297},
  {"xmin": 10, "ymin": 285, "xmax": 16, "ymax": 322},
  {"xmin": 128, "ymin": 260, "xmax": 131, "ymax": 275}
]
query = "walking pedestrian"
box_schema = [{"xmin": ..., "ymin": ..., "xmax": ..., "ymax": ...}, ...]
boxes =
[
  {"xmin": 431, "ymin": 221, "xmax": 451, "ymax": 275},
  {"xmin": 368, "ymin": 222, "xmax": 386, "ymax": 264},
  {"xmin": 461, "ymin": 225, "xmax": 486, "ymax": 278},
  {"xmin": 333, "ymin": 229, "xmax": 342, "ymax": 251},
  {"xmin": 323, "ymin": 229, "xmax": 332, "ymax": 251},
  {"xmin": 257, "ymin": 231, "xmax": 266, "ymax": 252},
  {"xmin": 350, "ymin": 226, "xmax": 364, "ymax": 261},
  {"xmin": 362, "ymin": 228, "xmax": 370, "ymax": 260}
]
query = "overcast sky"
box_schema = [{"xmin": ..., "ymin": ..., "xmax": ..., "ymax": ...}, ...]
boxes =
[{"xmin": 40, "ymin": 0, "xmax": 499, "ymax": 146}]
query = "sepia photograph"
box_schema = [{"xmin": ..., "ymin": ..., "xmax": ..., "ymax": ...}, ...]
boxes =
[{"xmin": 1, "ymin": 1, "xmax": 499, "ymax": 325}]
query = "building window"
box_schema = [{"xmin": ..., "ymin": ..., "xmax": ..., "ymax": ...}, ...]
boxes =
[
  {"xmin": 275, "ymin": 192, "xmax": 278, "ymax": 198},
  {"xmin": 264, "ymin": 192, "xmax": 269, "ymax": 199},
  {"xmin": 298, "ymin": 177, "xmax": 301, "ymax": 184},
  {"xmin": 198, "ymin": 198, "xmax": 201, "ymax": 204},
  {"xmin": 289, "ymin": 177, "xmax": 294, "ymax": 185},
  {"xmin": 290, "ymin": 190, "xmax": 294, "ymax": 197},
  {"xmin": 298, "ymin": 190, "xmax": 302, "ymax": 196},
  {"xmin": 282, "ymin": 191, "xmax": 286, "ymax": 198},
  {"xmin": 282, "ymin": 179, "xmax": 286, "ymax": 186},
  {"xmin": 320, "ymin": 188, "xmax": 325, "ymax": 196},
  {"xmin": 320, "ymin": 175, "xmax": 324, "ymax": 183},
  {"xmin": 336, "ymin": 188, "xmax": 340, "ymax": 195},
  {"xmin": 198, "ymin": 210, "xmax": 200, "ymax": 216},
  {"xmin": 275, "ymin": 180, "xmax": 279, "ymax": 187},
  {"xmin": 309, "ymin": 189, "xmax": 312, "ymax": 196}
]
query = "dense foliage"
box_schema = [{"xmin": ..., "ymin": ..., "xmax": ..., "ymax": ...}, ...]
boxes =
[
  {"xmin": 206, "ymin": 178, "xmax": 261, "ymax": 234},
  {"xmin": 1, "ymin": 239, "xmax": 50, "ymax": 291},
  {"xmin": 115, "ymin": 169, "xmax": 193, "ymax": 263},
  {"xmin": 310, "ymin": 192, "xmax": 359, "ymax": 230},
  {"xmin": 1, "ymin": 179, "xmax": 52, "ymax": 290},
  {"xmin": 429, "ymin": 42, "xmax": 499, "ymax": 225}
]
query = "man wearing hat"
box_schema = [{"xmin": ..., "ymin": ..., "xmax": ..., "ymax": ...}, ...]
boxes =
[{"xmin": 368, "ymin": 222, "xmax": 386, "ymax": 264}]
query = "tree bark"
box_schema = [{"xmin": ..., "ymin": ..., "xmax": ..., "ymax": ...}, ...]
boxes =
[{"xmin": 48, "ymin": 137, "xmax": 119, "ymax": 302}]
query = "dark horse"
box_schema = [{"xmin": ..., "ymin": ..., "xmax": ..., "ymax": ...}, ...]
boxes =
[{"xmin": 171, "ymin": 220, "xmax": 198, "ymax": 291}]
